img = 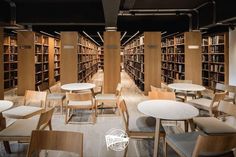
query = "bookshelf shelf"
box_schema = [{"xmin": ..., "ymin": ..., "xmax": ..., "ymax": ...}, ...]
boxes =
[
  {"xmin": 3, "ymin": 34, "xmax": 18, "ymax": 90},
  {"xmin": 201, "ymin": 33, "xmax": 229, "ymax": 89}
]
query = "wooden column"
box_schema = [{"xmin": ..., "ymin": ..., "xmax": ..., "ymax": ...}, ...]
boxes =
[
  {"xmin": 48, "ymin": 37, "xmax": 55, "ymax": 86},
  {"xmin": 0, "ymin": 28, "xmax": 4, "ymax": 99},
  {"xmin": 144, "ymin": 32, "xmax": 162, "ymax": 94},
  {"xmin": 103, "ymin": 31, "xmax": 120, "ymax": 93},
  {"xmin": 17, "ymin": 31, "xmax": 35, "ymax": 95},
  {"xmin": 60, "ymin": 32, "xmax": 78, "ymax": 85},
  {"xmin": 185, "ymin": 32, "xmax": 202, "ymax": 84}
]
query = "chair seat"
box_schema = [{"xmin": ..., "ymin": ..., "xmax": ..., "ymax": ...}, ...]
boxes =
[
  {"xmin": 47, "ymin": 93, "xmax": 65, "ymax": 101},
  {"xmin": 130, "ymin": 116, "xmax": 165, "ymax": 133},
  {"xmin": 193, "ymin": 117, "xmax": 236, "ymax": 134},
  {"xmin": 3, "ymin": 106, "xmax": 43, "ymax": 119},
  {"xmin": 166, "ymin": 131, "xmax": 204, "ymax": 157},
  {"xmin": 68, "ymin": 100, "xmax": 92, "ymax": 107},
  {"xmin": 188, "ymin": 98, "xmax": 218, "ymax": 111},
  {"xmin": 0, "ymin": 118, "xmax": 39, "ymax": 139},
  {"xmin": 95, "ymin": 94, "xmax": 116, "ymax": 101}
]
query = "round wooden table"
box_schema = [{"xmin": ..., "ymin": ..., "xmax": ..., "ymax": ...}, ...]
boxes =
[
  {"xmin": 138, "ymin": 100, "xmax": 199, "ymax": 157},
  {"xmin": 168, "ymin": 83, "xmax": 205, "ymax": 92},
  {"xmin": 61, "ymin": 83, "xmax": 96, "ymax": 91}
]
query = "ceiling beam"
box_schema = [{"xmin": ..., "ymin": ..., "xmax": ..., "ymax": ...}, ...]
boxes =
[
  {"xmin": 102, "ymin": 0, "xmax": 121, "ymax": 30},
  {"xmin": 123, "ymin": 0, "xmax": 136, "ymax": 10}
]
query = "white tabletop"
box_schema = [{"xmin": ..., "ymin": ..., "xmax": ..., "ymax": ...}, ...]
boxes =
[
  {"xmin": 0, "ymin": 100, "xmax": 13, "ymax": 113},
  {"xmin": 168, "ymin": 83, "xmax": 206, "ymax": 91},
  {"xmin": 61, "ymin": 83, "xmax": 96, "ymax": 91},
  {"xmin": 138, "ymin": 100, "xmax": 199, "ymax": 120}
]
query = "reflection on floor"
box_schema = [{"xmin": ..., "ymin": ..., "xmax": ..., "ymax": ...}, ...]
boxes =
[{"xmin": 1, "ymin": 70, "xmax": 236, "ymax": 157}]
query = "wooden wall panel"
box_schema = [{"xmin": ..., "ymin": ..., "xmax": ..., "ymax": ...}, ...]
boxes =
[
  {"xmin": 48, "ymin": 37, "xmax": 55, "ymax": 86},
  {"xmin": 60, "ymin": 32, "xmax": 78, "ymax": 85},
  {"xmin": 185, "ymin": 32, "xmax": 202, "ymax": 84},
  {"xmin": 17, "ymin": 31, "xmax": 35, "ymax": 95},
  {"xmin": 104, "ymin": 31, "xmax": 120, "ymax": 93},
  {"xmin": 224, "ymin": 32, "xmax": 229, "ymax": 85},
  {"xmin": 0, "ymin": 28, "xmax": 3, "ymax": 99},
  {"xmin": 144, "ymin": 32, "xmax": 162, "ymax": 94}
]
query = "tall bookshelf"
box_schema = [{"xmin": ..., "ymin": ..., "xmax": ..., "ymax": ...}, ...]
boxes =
[
  {"xmin": 98, "ymin": 46, "xmax": 104, "ymax": 70},
  {"xmin": 18, "ymin": 31, "xmax": 50, "ymax": 95},
  {"xmin": 3, "ymin": 34, "xmax": 18, "ymax": 90},
  {"xmin": 161, "ymin": 32, "xmax": 202, "ymax": 84},
  {"xmin": 61, "ymin": 32, "xmax": 99, "ymax": 85},
  {"xmin": 124, "ymin": 32, "xmax": 161, "ymax": 94},
  {"xmin": 202, "ymin": 32, "xmax": 229, "ymax": 89},
  {"xmin": 0, "ymin": 27, "xmax": 4, "ymax": 99},
  {"xmin": 54, "ymin": 38, "xmax": 61, "ymax": 82}
]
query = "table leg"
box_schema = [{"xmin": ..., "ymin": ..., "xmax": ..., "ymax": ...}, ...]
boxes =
[
  {"xmin": 153, "ymin": 118, "xmax": 161, "ymax": 157},
  {"xmin": 0, "ymin": 113, "xmax": 11, "ymax": 154},
  {"xmin": 188, "ymin": 119, "xmax": 196, "ymax": 132}
]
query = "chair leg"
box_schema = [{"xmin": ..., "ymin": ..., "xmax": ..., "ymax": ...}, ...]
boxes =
[
  {"xmin": 61, "ymin": 99, "xmax": 63, "ymax": 114},
  {"xmin": 65, "ymin": 107, "xmax": 68, "ymax": 124},
  {"xmin": 48, "ymin": 120, "xmax": 52, "ymax": 130},
  {"xmin": 184, "ymin": 120, "xmax": 188, "ymax": 132},
  {"xmin": 123, "ymin": 145, "xmax": 128, "ymax": 157},
  {"xmin": 3, "ymin": 141, "xmax": 11, "ymax": 154},
  {"xmin": 164, "ymin": 140, "xmax": 168, "ymax": 157},
  {"xmin": 95, "ymin": 100, "xmax": 98, "ymax": 117}
]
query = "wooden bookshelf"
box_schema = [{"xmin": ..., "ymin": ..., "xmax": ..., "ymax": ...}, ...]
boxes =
[
  {"xmin": 61, "ymin": 32, "xmax": 99, "ymax": 85},
  {"xmin": 98, "ymin": 46, "xmax": 104, "ymax": 70},
  {"xmin": 0, "ymin": 27, "xmax": 4, "ymax": 99},
  {"xmin": 201, "ymin": 32, "xmax": 229, "ymax": 89},
  {"xmin": 54, "ymin": 38, "xmax": 61, "ymax": 82},
  {"xmin": 161, "ymin": 32, "xmax": 202, "ymax": 84},
  {"xmin": 17, "ymin": 31, "xmax": 50, "ymax": 95},
  {"xmin": 124, "ymin": 32, "xmax": 161, "ymax": 94},
  {"xmin": 3, "ymin": 34, "xmax": 18, "ymax": 90}
]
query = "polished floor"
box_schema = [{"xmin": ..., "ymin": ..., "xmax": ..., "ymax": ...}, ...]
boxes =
[{"xmin": 1, "ymin": 70, "xmax": 236, "ymax": 157}]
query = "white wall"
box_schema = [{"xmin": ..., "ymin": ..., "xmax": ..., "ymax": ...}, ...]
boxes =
[{"xmin": 229, "ymin": 28, "xmax": 236, "ymax": 85}]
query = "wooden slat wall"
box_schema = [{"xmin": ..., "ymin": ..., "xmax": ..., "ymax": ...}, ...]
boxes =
[
  {"xmin": 48, "ymin": 37, "xmax": 55, "ymax": 86},
  {"xmin": 17, "ymin": 31, "xmax": 35, "ymax": 95},
  {"xmin": 104, "ymin": 31, "xmax": 121, "ymax": 93},
  {"xmin": 60, "ymin": 32, "xmax": 78, "ymax": 85},
  {"xmin": 144, "ymin": 32, "xmax": 162, "ymax": 94},
  {"xmin": 185, "ymin": 32, "xmax": 202, "ymax": 84}
]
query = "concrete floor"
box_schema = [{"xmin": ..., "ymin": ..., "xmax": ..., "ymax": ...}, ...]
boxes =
[{"xmin": 1, "ymin": 70, "xmax": 236, "ymax": 157}]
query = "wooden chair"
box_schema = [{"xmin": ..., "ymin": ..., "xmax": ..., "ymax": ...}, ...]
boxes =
[
  {"xmin": 161, "ymin": 82, "xmax": 173, "ymax": 92},
  {"xmin": 65, "ymin": 91, "xmax": 95, "ymax": 124},
  {"xmin": 224, "ymin": 85, "xmax": 236, "ymax": 104},
  {"xmin": 188, "ymin": 92, "xmax": 227, "ymax": 117},
  {"xmin": 173, "ymin": 79, "xmax": 197, "ymax": 101},
  {"xmin": 148, "ymin": 91, "xmax": 176, "ymax": 100},
  {"xmin": 214, "ymin": 83, "xmax": 226, "ymax": 93},
  {"xmin": 37, "ymin": 82, "xmax": 66, "ymax": 114},
  {"xmin": 27, "ymin": 130, "xmax": 83, "ymax": 157},
  {"xmin": 165, "ymin": 132, "xmax": 236, "ymax": 157},
  {"xmin": 150, "ymin": 85, "xmax": 167, "ymax": 92},
  {"xmin": 193, "ymin": 101, "xmax": 236, "ymax": 135},
  {"xmin": 0, "ymin": 108, "xmax": 54, "ymax": 153},
  {"xmin": 95, "ymin": 83, "xmax": 122, "ymax": 116},
  {"xmin": 3, "ymin": 90, "xmax": 47, "ymax": 119},
  {"xmin": 119, "ymin": 99, "xmax": 165, "ymax": 157}
]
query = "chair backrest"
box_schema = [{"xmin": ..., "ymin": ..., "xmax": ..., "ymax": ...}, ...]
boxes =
[
  {"xmin": 225, "ymin": 85, "xmax": 236, "ymax": 99},
  {"xmin": 161, "ymin": 83, "xmax": 173, "ymax": 92},
  {"xmin": 174, "ymin": 79, "xmax": 192, "ymax": 83},
  {"xmin": 66, "ymin": 92, "xmax": 93, "ymax": 102},
  {"xmin": 27, "ymin": 130, "xmax": 83, "ymax": 157},
  {"xmin": 37, "ymin": 82, "xmax": 50, "ymax": 92},
  {"xmin": 214, "ymin": 83, "xmax": 226, "ymax": 93},
  {"xmin": 24, "ymin": 90, "xmax": 47, "ymax": 108},
  {"xmin": 36, "ymin": 107, "xmax": 54, "ymax": 130},
  {"xmin": 210, "ymin": 92, "xmax": 227, "ymax": 115},
  {"xmin": 192, "ymin": 134, "xmax": 236, "ymax": 157},
  {"xmin": 119, "ymin": 99, "xmax": 129, "ymax": 133},
  {"xmin": 115, "ymin": 83, "xmax": 122, "ymax": 96},
  {"xmin": 218, "ymin": 100, "xmax": 236, "ymax": 118},
  {"xmin": 150, "ymin": 85, "xmax": 167, "ymax": 92},
  {"xmin": 148, "ymin": 91, "xmax": 176, "ymax": 100}
]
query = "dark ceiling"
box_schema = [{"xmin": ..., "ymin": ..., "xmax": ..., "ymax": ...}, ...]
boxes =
[{"xmin": 0, "ymin": 0, "xmax": 236, "ymax": 45}]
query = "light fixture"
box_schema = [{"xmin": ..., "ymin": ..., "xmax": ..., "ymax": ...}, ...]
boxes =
[
  {"xmin": 122, "ymin": 31, "xmax": 140, "ymax": 46},
  {"xmin": 120, "ymin": 32, "xmax": 127, "ymax": 41},
  {"xmin": 82, "ymin": 31, "xmax": 101, "ymax": 46},
  {"xmin": 188, "ymin": 45, "xmax": 200, "ymax": 49},
  {"xmin": 54, "ymin": 31, "xmax": 60, "ymax": 35},
  {"xmin": 97, "ymin": 32, "xmax": 104, "ymax": 43}
]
